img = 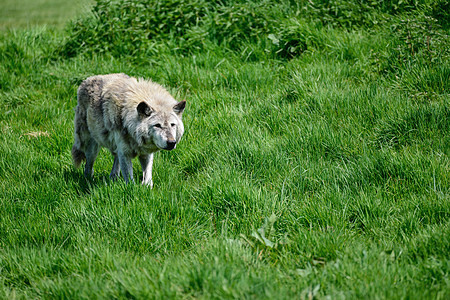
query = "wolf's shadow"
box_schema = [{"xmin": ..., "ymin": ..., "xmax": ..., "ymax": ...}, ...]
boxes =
[{"xmin": 63, "ymin": 169, "xmax": 112, "ymax": 195}]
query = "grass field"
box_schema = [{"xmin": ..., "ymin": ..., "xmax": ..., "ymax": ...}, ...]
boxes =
[
  {"xmin": 0, "ymin": 0, "xmax": 92, "ymax": 28},
  {"xmin": 0, "ymin": 0, "xmax": 449, "ymax": 298}
]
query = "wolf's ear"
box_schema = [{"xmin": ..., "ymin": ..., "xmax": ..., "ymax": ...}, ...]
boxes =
[
  {"xmin": 137, "ymin": 101, "xmax": 152, "ymax": 117},
  {"xmin": 173, "ymin": 100, "xmax": 186, "ymax": 115}
]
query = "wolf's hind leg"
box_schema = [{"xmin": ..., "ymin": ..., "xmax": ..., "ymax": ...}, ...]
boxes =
[
  {"xmin": 84, "ymin": 139, "xmax": 99, "ymax": 178},
  {"xmin": 139, "ymin": 153, "xmax": 154, "ymax": 188},
  {"xmin": 110, "ymin": 155, "xmax": 121, "ymax": 180}
]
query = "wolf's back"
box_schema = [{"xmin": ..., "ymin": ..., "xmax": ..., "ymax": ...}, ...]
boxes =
[
  {"xmin": 77, "ymin": 73, "xmax": 129, "ymax": 106},
  {"xmin": 72, "ymin": 73, "xmax": 130, "ymax": 168}
]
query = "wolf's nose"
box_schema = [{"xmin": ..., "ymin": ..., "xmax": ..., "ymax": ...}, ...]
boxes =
[{"xmin": 165, "ymin": 141, "xmax": 176, "ymax": 150}]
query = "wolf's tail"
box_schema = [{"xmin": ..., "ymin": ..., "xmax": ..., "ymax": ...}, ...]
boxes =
[
  {"xmin": 72, "ymin": 102, "xmax": 86, "ymax": 168},
  {"xmin": 72, "ymin": 134, "xmax": 85, "ymax": 169}
]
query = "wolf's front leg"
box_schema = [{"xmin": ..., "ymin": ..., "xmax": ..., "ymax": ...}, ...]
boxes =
[
  {"xmin": 118, "ymin": 152, "xmax": 134, "ymax": 183},
  {"xmin": 139, "ymin": 153, "xmax": 154, "ymax": 188}
]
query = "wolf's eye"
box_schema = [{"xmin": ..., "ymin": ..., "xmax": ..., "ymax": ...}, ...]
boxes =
[
  {"xmin": 170, "ymin": 123, "xmax": 176, "ymax": 127},
  {"xmin": 154, "ymin": 124, "xmax": 162, "ymax": 128}
]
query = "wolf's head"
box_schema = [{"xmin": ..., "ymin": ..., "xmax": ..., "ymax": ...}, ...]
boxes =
[{"xmin": 135, "ymin": 100, "xmax": 186, "ymax": 150}]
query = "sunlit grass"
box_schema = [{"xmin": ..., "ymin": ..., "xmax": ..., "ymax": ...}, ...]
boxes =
[
  {"xmin": 0, "ymin": 0, "xmax": 93, "ymax": 28},
  {"xmin": 0, "ymin": 1, "xmax": 449, "ymax": 298}
]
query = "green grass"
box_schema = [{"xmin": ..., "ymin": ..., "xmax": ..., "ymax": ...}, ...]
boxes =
[
  {"xmin": 0, "ymin": 0, "xmax": 449, "ymax": 298},
  {"xmin": 0, "ymin": 0, "xmax": 93, "ymax": 29}
]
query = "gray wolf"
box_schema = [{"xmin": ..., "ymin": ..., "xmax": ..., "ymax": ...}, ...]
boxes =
[{"xmin": 72, "ymin": 73, "xmax": 186, "ymax": 187}]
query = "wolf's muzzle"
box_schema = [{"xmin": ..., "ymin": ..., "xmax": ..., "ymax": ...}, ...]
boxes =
[{"xmin": 165, "ymin": 140, "xmax": 176, "ymax": 150}]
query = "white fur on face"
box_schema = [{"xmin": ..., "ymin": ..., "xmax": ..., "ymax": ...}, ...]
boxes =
[{"xmin": 136, "ymin": 112, "xmax": 182, "ymax": 150}]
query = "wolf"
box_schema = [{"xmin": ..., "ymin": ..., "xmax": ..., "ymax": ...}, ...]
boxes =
[{"xmin": 72, "ymin": 73, "xmax": 186, "ymax": 187}]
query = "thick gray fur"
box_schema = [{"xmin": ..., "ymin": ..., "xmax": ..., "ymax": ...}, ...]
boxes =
[{"xmin": 72, "ymin": 73, "xmax": 186, "ymax": 187}]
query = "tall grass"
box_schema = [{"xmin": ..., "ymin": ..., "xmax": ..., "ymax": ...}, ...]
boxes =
[{"xmin": 0, "ymin": 0, "xmax": 449, "ymax": 298}]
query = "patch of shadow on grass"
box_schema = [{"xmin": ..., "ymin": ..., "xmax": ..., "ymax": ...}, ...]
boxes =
[
  {"xmin": 63, "ymin": 169, "xmax": 108, "ymax": 196},
  {"xmin": 375, "ymin": 104, "xmax": 449, "ymax": 149}
]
